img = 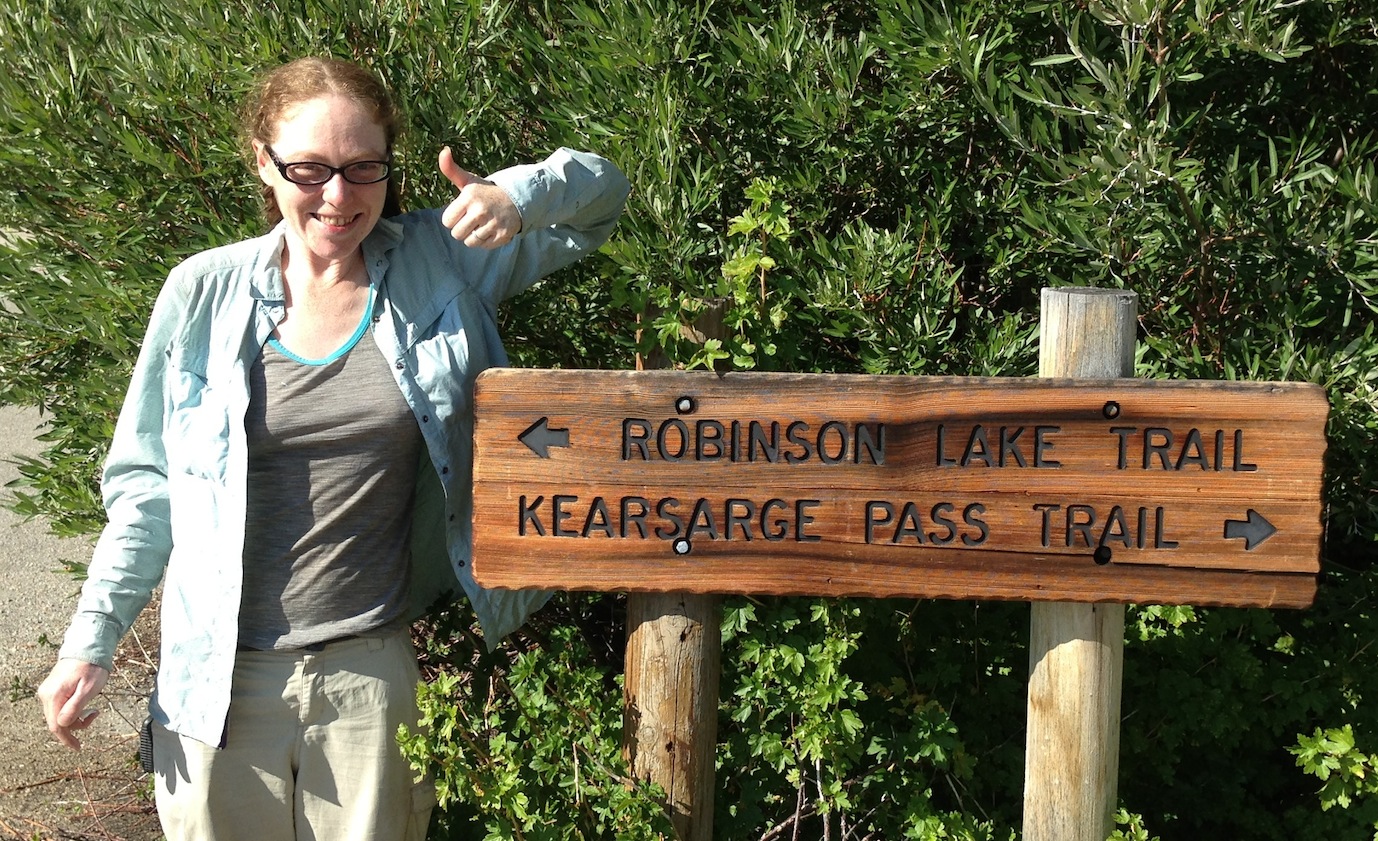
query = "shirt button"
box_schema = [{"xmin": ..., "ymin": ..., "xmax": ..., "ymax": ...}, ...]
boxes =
[
  {"xmin": 422, "ymin": 415, "xmax": 429, "ymax": 423},
  {"xmin": 395, "ymin": 360, "xmax": 404, "ymax": 370},
  {"xmin": 441, "ymin": 466, "xmax": 449, "ymax": 475}
]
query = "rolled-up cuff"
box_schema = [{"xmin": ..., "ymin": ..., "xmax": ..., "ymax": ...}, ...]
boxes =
[{"xmin": 57, "ymin": 612, "xmax": 122, "ymax": 672}]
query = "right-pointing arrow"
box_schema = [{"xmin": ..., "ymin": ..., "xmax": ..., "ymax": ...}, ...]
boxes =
[{"xmin": 1224, "ymin": 509, "xmax": 1277, "ymax": 550}]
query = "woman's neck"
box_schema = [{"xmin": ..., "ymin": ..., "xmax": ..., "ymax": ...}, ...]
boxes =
[
  {"xmin": 274, "ymin": 246, "xmax": 373, "ymax": 360},
  {"xmin": 280, "ymin": 239, "xmax": 368, "ymax": 290}
]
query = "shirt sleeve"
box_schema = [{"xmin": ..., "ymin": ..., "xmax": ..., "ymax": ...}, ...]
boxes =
[{"xmin": 56, "ymin": 274, "xmax": 184, "ymax": 669}]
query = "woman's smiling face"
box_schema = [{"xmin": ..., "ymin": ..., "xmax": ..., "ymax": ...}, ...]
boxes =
[{"xmin": 256, "ymin": 93, "xmax": 389, "ymax": 273}]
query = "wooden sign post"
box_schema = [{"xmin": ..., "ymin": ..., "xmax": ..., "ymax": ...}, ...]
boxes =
[
  {"xmin": 622, "ymin": 303, "xmax": 727, "ymax": 841},
  {"xmin": 1024, "ymin": 287, "xmax": 1134, "ymax": 841}
]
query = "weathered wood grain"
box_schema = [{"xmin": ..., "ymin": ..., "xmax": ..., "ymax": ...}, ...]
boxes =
[{"xmin": 471, "ymin": 369, "xmax": 1327, "ymax": 607}]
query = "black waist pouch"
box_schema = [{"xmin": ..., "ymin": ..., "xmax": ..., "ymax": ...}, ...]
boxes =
[{"xmin": 138, "ymin": 715, "xmax": 155, "ymax": 774}]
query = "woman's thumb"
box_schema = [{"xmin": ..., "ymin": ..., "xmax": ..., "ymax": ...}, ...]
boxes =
[{"xmin": 439, "ymin": 146, "xmax": 476, "ymax": 190}]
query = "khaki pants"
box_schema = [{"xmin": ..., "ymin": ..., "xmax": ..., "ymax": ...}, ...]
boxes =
[{"xmin": 152, "ymin": 630, "xmax": 435, "ymax": 841}]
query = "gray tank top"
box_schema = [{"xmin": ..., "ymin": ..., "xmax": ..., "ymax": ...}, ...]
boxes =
[{"xmin": 238, "ymin": 293, "xmax": 423, "ymax": 650}]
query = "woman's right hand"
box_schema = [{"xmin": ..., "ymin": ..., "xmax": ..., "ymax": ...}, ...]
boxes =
[{"xmin": 37, "ymin": 658, "xmax": 111, "ymax": 750}]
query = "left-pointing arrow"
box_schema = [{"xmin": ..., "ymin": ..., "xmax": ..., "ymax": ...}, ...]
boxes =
[
  {"xmin": 519, "ymin": 417, "xmax": 571, "ymax": 458},
  {"xmin": 1224, "ymin": 509, "xmax": 1276, "ymax": 551}
]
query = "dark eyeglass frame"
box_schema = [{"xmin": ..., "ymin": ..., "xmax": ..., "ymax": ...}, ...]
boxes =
[{"xmin": 264, "ymin": 145, "xmax": 393, "ymax": 185}]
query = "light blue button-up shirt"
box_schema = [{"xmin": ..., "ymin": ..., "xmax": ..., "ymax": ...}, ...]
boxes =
[{"xmin": 57, "ymin": 148, "xmax": 631, "ymax": 746}]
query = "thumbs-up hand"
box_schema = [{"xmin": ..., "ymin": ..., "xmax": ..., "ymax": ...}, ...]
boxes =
[{"xmin": 439, "ymin": 146, "xmax": 522, "ymax": 249}]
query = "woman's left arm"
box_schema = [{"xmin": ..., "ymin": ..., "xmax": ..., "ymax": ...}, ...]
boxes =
[{"xmin": 438, "ymin": 147, "xmax": 632, "ymax": 302}]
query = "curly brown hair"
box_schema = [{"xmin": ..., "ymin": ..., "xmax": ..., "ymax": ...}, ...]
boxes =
[{"xmin": 243, "ymin": 57, "xmax": 404, "ymax": 226}]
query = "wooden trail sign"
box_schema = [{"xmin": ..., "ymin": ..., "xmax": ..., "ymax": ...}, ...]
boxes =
[{"xmin": 471, "ymin": 369, "xmax": 1328, "ymax": 608}]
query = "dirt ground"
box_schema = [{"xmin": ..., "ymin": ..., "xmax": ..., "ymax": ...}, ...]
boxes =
[{"xmin": 0, "ymin": 405, "xmax": 162, "ymax": 841}]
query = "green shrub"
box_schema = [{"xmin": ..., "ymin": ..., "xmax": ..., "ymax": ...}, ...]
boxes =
[
  {"xmin": 400, "ymin": 599, "xmax": 675, "ymax": 841},
  {"xmin": 2, "ymin": 0, "xmax": 1375, "ymax": 838}
]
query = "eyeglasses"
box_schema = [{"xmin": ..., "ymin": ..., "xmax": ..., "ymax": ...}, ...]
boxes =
[{"xmin": 264, "ymin": 145, "xmax": 392, "ymax": 185}]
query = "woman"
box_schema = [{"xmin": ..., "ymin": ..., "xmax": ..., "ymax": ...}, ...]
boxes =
[{"xmin": 36, "ymin": 56, "xmax": 630, "ymax": 840}]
